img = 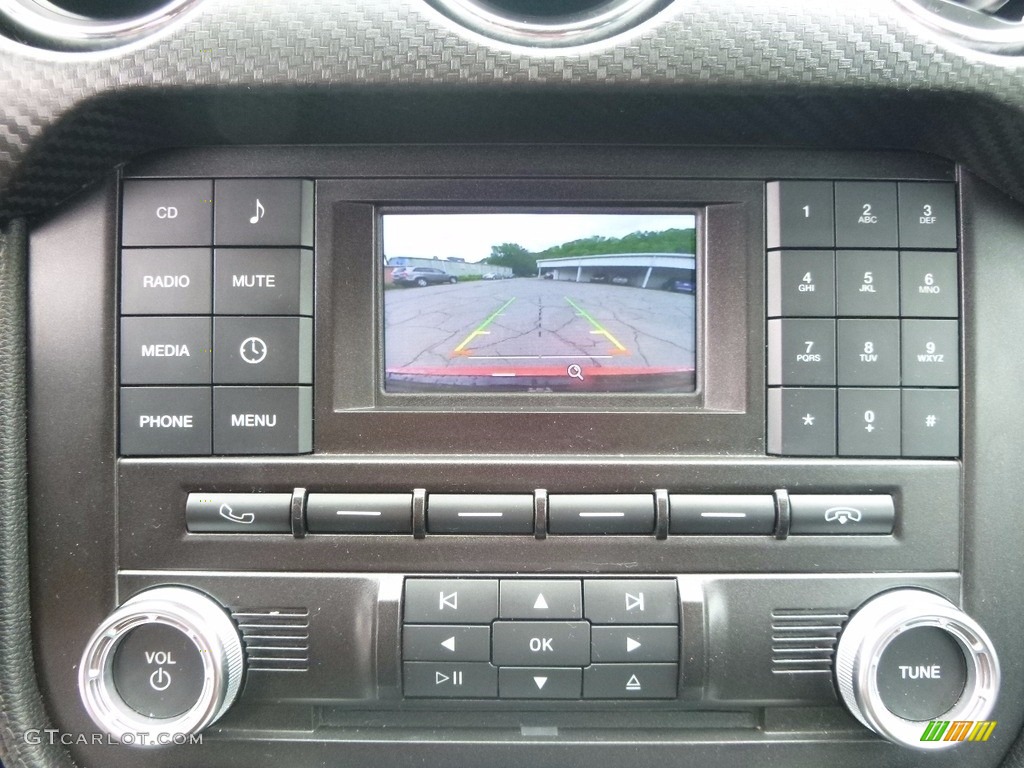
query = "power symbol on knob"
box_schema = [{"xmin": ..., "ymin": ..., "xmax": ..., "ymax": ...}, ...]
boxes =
[{"xmin": 149, "ymin": 668, "xmax": 172, "ymax": 692}]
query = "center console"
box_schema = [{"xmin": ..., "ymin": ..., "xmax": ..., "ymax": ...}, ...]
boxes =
[{"xmin": 25, "ymin": 145, "xmax": 1022, "ymax": 768}]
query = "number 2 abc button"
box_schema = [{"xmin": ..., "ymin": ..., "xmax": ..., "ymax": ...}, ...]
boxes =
[{"xmin": 213, "ymin": 317, "xmax": 312, "ymax": 384}]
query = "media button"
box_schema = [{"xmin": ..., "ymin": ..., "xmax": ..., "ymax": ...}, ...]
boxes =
[{"xmin": 120, "ymin": 317, "xmax": 212, "ymax": 385}]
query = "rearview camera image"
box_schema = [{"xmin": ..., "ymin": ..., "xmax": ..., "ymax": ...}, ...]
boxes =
[{"xmin": 383, "ymin": 212, "xmax": 697, "ymax": 393}]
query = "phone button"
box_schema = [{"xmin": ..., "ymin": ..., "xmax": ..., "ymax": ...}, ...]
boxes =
[
  {"xmin": 788, "ymin": 494, "xmax": 895, "ymax": 535},
  {"xmin": 185, "ymin": 492, "xmax": 293, "ymax": 533}
]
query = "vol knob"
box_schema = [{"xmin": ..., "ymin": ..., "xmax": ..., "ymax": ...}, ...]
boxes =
[
  {"xmin": 835, "ymin": 589, "xmax": 1000, "ymax": 750},
  {"xmin": 78, "ymin": 586, "xmax": 244, "ymax": 746}
]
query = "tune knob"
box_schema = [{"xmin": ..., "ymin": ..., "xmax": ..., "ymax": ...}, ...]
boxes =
[
  {"xmin": 835, "ymin": 589, "xmax": 1000, "ymax": 750},
  {"xmin": 78, "ymin": 586, "xmax": 244, "ymax": 746}
]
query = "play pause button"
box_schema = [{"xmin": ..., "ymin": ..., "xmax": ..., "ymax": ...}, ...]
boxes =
[
  {"xmin": 498, "ymin": 667, "xmax": 582, "ymax": 699},
  {"xmin": 404, "ymin": 662, "xmax": 497, "ymax": 698}
]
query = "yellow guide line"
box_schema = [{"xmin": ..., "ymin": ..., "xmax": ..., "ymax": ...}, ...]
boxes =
[
  {"xmin": 564, "ymin": 296, "xmax": 628, "ymax": 353},
  {"xmin": 452, "ymin": 296, "xmax": 517, "ymax": 355}
]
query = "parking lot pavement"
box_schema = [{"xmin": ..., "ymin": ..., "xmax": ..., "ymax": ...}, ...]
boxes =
[{"xmin": 385, "ymin": 278, "xmax": 695, "ymax": 375}]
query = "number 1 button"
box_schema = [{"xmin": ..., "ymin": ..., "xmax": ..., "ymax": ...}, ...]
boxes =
[{"xmin": 767, "ymin": 181, "xmax": 835, "ymax": 249}]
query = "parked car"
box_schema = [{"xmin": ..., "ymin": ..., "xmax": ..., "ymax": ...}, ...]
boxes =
[
  {"xmin": 482, "ymin": 272, "xmax": 499, "ymax": 280},
  {"xmin": 664, "ymin": 278, "xmax": 696, "ymax": 294},
  {"xmin": 392, "ymin": 266, "xmax": 458, "ymax": 286}
]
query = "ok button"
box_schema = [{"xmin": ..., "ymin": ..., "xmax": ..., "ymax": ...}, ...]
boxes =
[{"xmin": 492, "ymin": 621, "xmax": 591, "ymax": 667}]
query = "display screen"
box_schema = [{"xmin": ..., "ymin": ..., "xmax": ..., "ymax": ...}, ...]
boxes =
[{"xmin": 382, "ymin": 212, "xmax": 698, "ymax": 394}]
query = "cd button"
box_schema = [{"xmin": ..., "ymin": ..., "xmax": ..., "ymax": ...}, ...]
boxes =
[
  {"xmin": 122, "ymin": 179, "xmax": 213, "ymax": 247},
  {"xmin": 404, "ymin": 579, "xmax": 499, "ymax": 625}
]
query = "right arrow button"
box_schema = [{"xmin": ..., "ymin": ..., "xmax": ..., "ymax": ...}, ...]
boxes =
[{"xmin": 591, "ymin": 626, "xmax": 679, "ymax": 663}]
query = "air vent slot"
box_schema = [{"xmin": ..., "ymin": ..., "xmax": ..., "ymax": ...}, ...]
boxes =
[
  {"xmin": 771, "ymin": 608, "xmax": 848, "ymax": 676},
  {"xmin": 234, "ymin": 607, "xmax": 310, "ymax": 673},
  {"xmin": 424, "ymin": 0, "xmax": 672, "ymax": 48},
  {"xmin": 897, "ymin": 0, "xmax": 1024, "ymax": 53}
]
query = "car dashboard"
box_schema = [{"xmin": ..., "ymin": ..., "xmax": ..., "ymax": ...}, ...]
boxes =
[{"xmin": 3, "ymin": 2, "xmax": 1024, "ymax": 768}]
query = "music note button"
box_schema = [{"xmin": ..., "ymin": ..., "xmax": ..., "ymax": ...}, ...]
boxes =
[{"xmin": 214, "ymin": 179, "xmax": 313, "ymax": 247}]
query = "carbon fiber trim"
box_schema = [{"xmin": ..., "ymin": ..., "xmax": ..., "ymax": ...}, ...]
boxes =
[{"xmin": 2, "ymin": 1, "xmax": 1024, "ymax": 219}]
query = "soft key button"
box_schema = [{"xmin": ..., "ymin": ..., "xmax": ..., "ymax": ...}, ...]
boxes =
[
  {"xmin": 214, "ymin": 249, "xmax": 313, "ymax": 316},
  {"xmin": 427, "ymin": 494, "xmax": 534, "ymax": 535},
  {"xmin": 121, "ymin": 249, "xmax": 212, "ymax": 315}
]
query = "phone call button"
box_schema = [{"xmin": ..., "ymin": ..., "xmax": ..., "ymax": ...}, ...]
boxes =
[{"xmin": 185, "ymin": 492, "xmax": 293, "ymax": 533}]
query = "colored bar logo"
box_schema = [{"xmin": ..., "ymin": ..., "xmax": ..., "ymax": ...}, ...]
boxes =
[{"xmin": 921, "ymin": 721, "xmax": 997, "ymax": 742}]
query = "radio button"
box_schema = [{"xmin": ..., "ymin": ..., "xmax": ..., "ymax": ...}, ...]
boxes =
[
  {"xmin": 121, "ymin": 248, "xmax": 212, "ymax": 316},
  {"xmin": 500, "ymin": 579, "xmax": 582, "ymax": 620},
  {"xmin": 900, "ymin": 252, "xmax": 958, "ymax": 319},
  {"xmin": 403, "ymin": 662, "xmax": 497, "ymax": 699},
  {"xmin": 405, "ymin": 579, "xmax": 498, "ymax": 625},
  {"xmin": 492, "ymin": 621, "xmax": 591, "ymax": 667},
  {"xmin": 547, "ymin": 494, "xmax": 655, "ymax": 535},
  {"xmin": 214, "ymin": 179, "xmax": 314, "ymax": 248},
  {"xmin": 591, "ymin": 626, "xmax": 679, "ymax": 663},
  {"xmin": 766, "ymin": 251, "xmax": 835, "ymax": 318},
  {"xmin": 185, "ymin": 492, "xmax": 292, "ymax": 533},
  {"xmin": 427, "ymin": 494, "xmax": 534, "ymax": 535},
  {"xmin": 582, "ymin": 663, "xmax": 678, "ymax": 700},
  {"xmin": 837, "ymin": 319, "xmax": 900, "ymax": 387},
  {"xmin": 766, "ymin": 181, "xmax": 835, "ymax": 249},
  {"xmin": 898, "ymin": 182, "xmax": 957, "ymax": 250},
  {"xmin": 900, "ymin": 320, "xmax": 959, "ymax": 387},
  {"xmin": 668, "ymin": 494, "xmax": 775, "ymax": 535},
  {"xmin": 902, "ymin": 389, "xmax": 960, "ymax": 458},
  {"xmin": 212, "ymin": 386, "xmax": 312, "ymax": 455},
  {"xmin": 838, "ymin": 388, "xmax": 901, "ymax": 457},
  {"xmin": 835, "ymin": 181, "xmax": 898, "ymax": 249},
  {"xmin": 120, "ymin": 317, "xmax": 212, "ymax": 385},
  {"xmin": 213, "ymin": 317, "xmax": 313, "ymax": 385},
  {"xmin": 403, "ymin": 625, "xmax": 491, "ymax": 663},
  {"xmin": 789, "ymin": 494, "xmax": 895, "ymax": 535},
  {"xmin": 835, "ymin": 251, "xmax": 899, "ymax": 317},
  {"xmin": 499, "ymin": 667, "xmax": 582, "ymax": 699},
  {"xmin": 120, "ymin": 387, "xmax": 211, "ymax": 456},
  {"xmin": 767, "ymin": 387, "xmax": 837, "ymax": 456},
  {"xmin": 767, "ymin": 318, "xmax": 836, "ymax": 387},
  {"xmin": 583, "ymin": 580, "xmax": 678, "ymax": 625},
  {"xmin": 306, "ymin": 493, "xmax": 412, "ymax": 534},
  {"xmin": 214, "ymin": 248, "xmax": 314, "ymax": 316},
  {"xmin": 122, "ymin": 180, "xmax": 213, "ymax": 247}
]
